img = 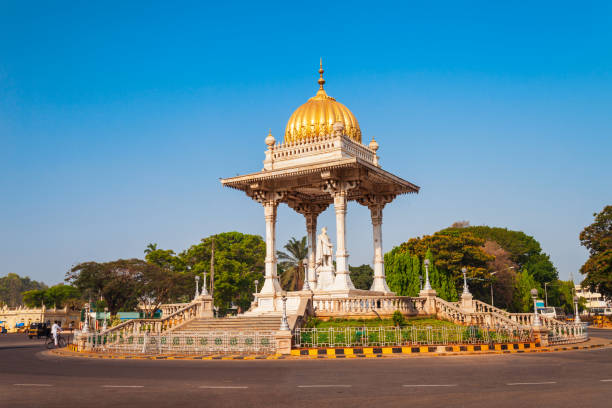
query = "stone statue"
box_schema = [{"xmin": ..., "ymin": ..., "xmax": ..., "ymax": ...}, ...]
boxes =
[{"xmin": 316, "ymin": 227, "xmax": 333, "ymax": 267}]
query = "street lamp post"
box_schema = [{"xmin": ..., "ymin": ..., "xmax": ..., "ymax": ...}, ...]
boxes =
[
  {"xmin": 280, "ymin": 295, "xmax": 289, "ymax": 331},
  {"xmin": 254, "ymin": 279, "xmax": 259, "ymax": 294},
  {"xmin": 102, "ymin": 307, "xmax": 108, "ymax": 331},
  {"xmin": 82, "ymin": 303, "xmax": 90, "ymax": 333},
  {"xmin": 462, "ymin": 267, "xmax": 470, "ymax": 295},
  {"xmin": 194, "ymin": 275, "xmax": 200, "ymax": 300},
  {"xmin": 423, "ymin": 259, "xmax": 432, "ymax": 290},
  {"xmin": 302, "ymin": 259, "xmax": 311, "ymax": 291},
  {"xmin": 574, "ymin": 296, "xmax": 581, "ymax": 323},
  {"xmin": 201, "ymin": 273, "xmax": 209, "ymax": 296},
  {"xmin": 531, "ymin": 288, "xmax": 542, "ymax": 327},
  {"xmin": 419, "ymin": 275, "xmax": 423, "ymax": 291},
  {"xmin": 544, "ymin": 282, "xmax": 550, "ymax": 307}
]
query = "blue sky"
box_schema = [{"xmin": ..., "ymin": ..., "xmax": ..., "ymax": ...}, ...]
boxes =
[{"xmin": 1, "ymin": 1, "xmax": 611, "ymax": 285}]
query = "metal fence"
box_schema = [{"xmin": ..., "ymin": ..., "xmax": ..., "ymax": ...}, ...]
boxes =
[
  {"xmin": 293, "ymin": 326, "xmax": 534, "ymax": 348},
  {"xmin": 74, "ymin": 330, "xmax": 277, "ymax": 355}
]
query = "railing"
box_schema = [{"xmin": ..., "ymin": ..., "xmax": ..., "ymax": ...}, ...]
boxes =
[
  {"xmin": 509, "ymin": 313, "xmax": 587, "ymax": 344},
  {"xmin": 293, "ymin": 325, "xmax": 534, "ymax": 348},
  {"xmin": 473, "ymin": 300, "xmax": 512, "ymax": 318},
  {"xmin": 435, "ymin": 298, "xmax": 531, "ymax": 330},
  {"xmin": 448, "ymin": 299, "xmax": 588, "ymax": 344},
  {"xmin": 269, "ymin": 134, "xmax": 376, "ymax": 166},
  {"xmin": 96, "ymin": 298, "xmax": 211, "ymax": 338},
  {"xmin": 76, "ymin": 330, "xmax": 277, "ymax": 355},
  {"xmin": 313, "ymin": 296, "xmax": 426, "ymax": 316},
  {"xmin": 158, "ymin": 302, "xmax": 190, "ymax": 317}
]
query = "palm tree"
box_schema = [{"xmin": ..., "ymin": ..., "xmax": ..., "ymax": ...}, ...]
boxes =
[
  {"xmin": 277, "ymin": 236, "xmax": 308, "ymax": 291},
  {"xmin": 144, "ymin": 243, "xmax": 158, "ymax": 255}
]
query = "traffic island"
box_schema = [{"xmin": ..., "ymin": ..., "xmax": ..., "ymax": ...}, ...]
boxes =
[{"xmin": 52, "ymin": 337, "xmax": 611, "ymax": 361}]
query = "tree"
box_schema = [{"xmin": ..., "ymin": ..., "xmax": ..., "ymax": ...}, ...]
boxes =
[
  {"xmin": 45, "ymin": 284, "xmax": 81, "ymax": 308},
  {"xmin": 385, "ymin": 248, "xmax": 421, "ymax": 296},
  {"xmin": 349, "ymin": 264, "xmax": 374, "ymax": 290},
  {"xmin": 546, "ymin": 280, "xmax": 575, "ymax": 314},
  {"xmin": 22, "ymin": 284, "xmax": 83, "ymax": 309},
  {"xmin": 22, "ymin": 289, "xmax": 46, "ymax": 308},
  {"xmin": 277, "ymin": 237, "xmax": 308, "ymax": 291},
  {"xmin": 135, "ymin": 262, "xmax": 188, "ymax": 318},
  {"xmin": 0, "ymin": 273, "xmax": 47, "ymax": 307},
  {"xmin": 579, "ymin": 205, "xmax": 612, "ymax": 298},
  {"xmin": 384, "ymin": 247, "xmax": 457, "ymax": 300},
  {"xmin": 482, "ymin": 241, "xmax": 517, "ymax": 309},
  {"xmin": 67, "ymin": 259, "xmax": 186, "ymax": 316},
  {"xmin": 67, "ymin": 259, "xmax": 142, "ymax": 315},
  {"xmin": 512, "ymin": 269, "xmax": 540, "ymax": 313},
  {"xmin": 443, "ymin": 226, "xmax": 558, "ymax": 285},
  {"xmin": 399, "ymin": 231, "xmax": 493, "ymax": 284},
  {"xmin": 180, "ymin": 232, "xmax": 265, "ymax": 312}
]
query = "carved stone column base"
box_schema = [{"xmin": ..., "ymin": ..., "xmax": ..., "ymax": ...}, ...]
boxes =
[
  {"xmin": 419, "ymin": 289, "xmax": 438, "ymax": 315},
  {"xmin": 370, "ymin": 277, "xmax": 392, "ymax": 293},
  {"xmin": 275, "ymin": 329, "xmax": 293, "ymax": 355},
  {"xmin": 195, "ymin": 295, "xmax": 214, "ymax": 318},
  {"xmin": 460, "ymin": 293, "xmax": 474, "ymax": 314},
  {"xmin": 316, "ymin": 265, "xmax": 335, "ymax": 291},
  {"xmin": 330, "ymin": 271, "xmax": 355, "ymax": 291},
  {"xmin": 532, "ymin": 326, "xmax": 549, "ymax": 347}
]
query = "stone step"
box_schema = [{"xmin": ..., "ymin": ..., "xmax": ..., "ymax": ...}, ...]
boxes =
[{"xmin": 172, "ymin": 316, "xmax": 284, "ymax": 333}]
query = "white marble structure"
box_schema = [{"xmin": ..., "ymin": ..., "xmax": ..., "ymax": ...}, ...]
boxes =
[
  {"xmin": 221, "ymin": 63, "xmax": 420, "ymax": 313},
  {"xmin": 315, "ymin": 227, "xmax": 336, "ymax": 290}
]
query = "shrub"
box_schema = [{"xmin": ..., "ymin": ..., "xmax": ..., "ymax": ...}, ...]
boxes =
[{"xmin": 392, "ymin": 311, "xmax": 405, "ymax": 327}]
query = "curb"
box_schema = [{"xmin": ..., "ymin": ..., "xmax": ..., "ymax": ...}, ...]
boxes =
[
  {"xmin": 53, "ymin": 349, "xmax": 287, "ymax": 360},
  {"xmin": 290, "ymin": 342, "xmax": 539, "ymax": 358},
  {"xmin": 55, "ymin": 341, "xmax": 611, "ymax": 361}
]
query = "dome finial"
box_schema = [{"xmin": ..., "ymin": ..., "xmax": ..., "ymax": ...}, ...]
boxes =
[
  {"xmin": 318, "ymin": 58, "xmax": 325, "ymax": 90},
  {"xmin": 265, "ymin": 129, "xmax": 275, "ymax": 147}
]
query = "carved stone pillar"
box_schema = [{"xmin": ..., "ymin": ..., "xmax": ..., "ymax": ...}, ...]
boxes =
[
  {"xmin": 305, "ymin": 213, "xmax": 317, "ymax": 289},
  {"xmin": 324, "ymin": 180, "xmax": 358, "ymax": 291},
  {"xmin": 358, "ymin": 194, "xmax": 395, "ymax": 293},
  {"xmin": 289, "ymin": 201, "xmax": 329, "ymax": 290},
  {"xmin": 252, "ymin": 190, "xmax": 286, "ymax": 295}
]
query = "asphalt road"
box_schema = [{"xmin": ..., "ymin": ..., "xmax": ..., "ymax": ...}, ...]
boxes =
[{"xmin": 1, "ymin": 330, "xmax": 612, "ymax": 408}]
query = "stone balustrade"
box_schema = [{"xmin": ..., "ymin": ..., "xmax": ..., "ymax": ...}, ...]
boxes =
[
  {"xmin": 473, "ymin": 300, "xmax": 511, "ymax": 317},
  {"xmin": 508, "ymin": 313, "xmax": 587, "ymax": 343},
  {"xmin": 313, "ymin": 296, "xmax": 426, "ymax": 318},
  {"xmin": 267, "ymin": 133, "xmax": 377, "ymax": 169},
  {"xmin": 77, "ymin": 297, "xmax": 213, "ymax": 349}
]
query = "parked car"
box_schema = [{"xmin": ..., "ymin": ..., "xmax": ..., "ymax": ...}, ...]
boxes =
[
  {"xmin": 591, "ymin": 307, "xmax": 612, "ymax": 316},
  {"xmin": 537, "ymin": 307, "xmax": 566, "ymax": 320},
  {"xmin": 27, "ymin": 323, "xmax": 50, "ymax": 339}
]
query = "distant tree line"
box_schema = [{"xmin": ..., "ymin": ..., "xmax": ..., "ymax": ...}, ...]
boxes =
[
  {"xmin": 0, "ymin": 273, "xmax": 47, "ymax": 307},
  {"xmin": 385, "ymin": 224, "xmax": 578, "ymax": 313}
]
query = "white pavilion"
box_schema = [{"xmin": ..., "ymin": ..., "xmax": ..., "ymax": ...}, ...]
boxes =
[{"xmin": 221, "ymin": 63, "xmax": 419, "ymax": 313}]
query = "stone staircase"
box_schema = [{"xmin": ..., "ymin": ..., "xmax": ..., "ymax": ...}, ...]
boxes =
[{"xmin": 170, "ymin": 314, "xmax": 283, "ymax": 334}]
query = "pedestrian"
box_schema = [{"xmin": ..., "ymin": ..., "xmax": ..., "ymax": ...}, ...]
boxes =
[{"xmin": 51, "ymin": 321, "xmax": 62, "ymax": 346}]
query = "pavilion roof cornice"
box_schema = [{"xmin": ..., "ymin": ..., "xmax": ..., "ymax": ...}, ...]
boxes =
[{"xmin": 221, "ymin": 157, "xmax": 420, "ymax": 198}]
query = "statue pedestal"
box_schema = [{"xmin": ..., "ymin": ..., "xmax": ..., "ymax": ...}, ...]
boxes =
[{"xmin": 316, "ymin": 264, "xmax": 335, "ymax": 291}]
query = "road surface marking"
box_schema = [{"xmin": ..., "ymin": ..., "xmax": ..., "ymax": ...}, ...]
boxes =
[
  {"xmin": 600, "ymin": 379, "xmax": 612, "ymax": 382},
  {"xmin": 199, "ymin": 386, "xmax": 249, "ymax": 389},
  {"xmin": 403, "ymin": 384, "xmax": 458, "ymax": 387},
  {"xmin": 13, "ymin": 384, "xmax": 52, "ymax": 387},
  {"xmin": 102, "ymin": 385, "xmax": 144, "ymax": 388},
  {"xmin": 298, "ymin": 385, "xmax": 352, "ymax": 388},
  {"xmin": 506, "ymin": 382, "xmax": 556, "ymax": 385}
]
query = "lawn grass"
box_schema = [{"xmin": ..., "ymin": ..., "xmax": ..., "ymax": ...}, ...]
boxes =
[{"xmin": 311, "ymin": 316, "xmax": 461, "ymax": 329}]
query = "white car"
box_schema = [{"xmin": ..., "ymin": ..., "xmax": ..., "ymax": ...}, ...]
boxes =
[{"xmin": 537, "ymin": 307, "xmax": 566, "ymax": 320}]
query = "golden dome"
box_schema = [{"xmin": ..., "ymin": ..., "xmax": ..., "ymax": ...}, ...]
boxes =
[{"xmin": 284, "ymin": 61, "xmax": 362, "ymax": 144}]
